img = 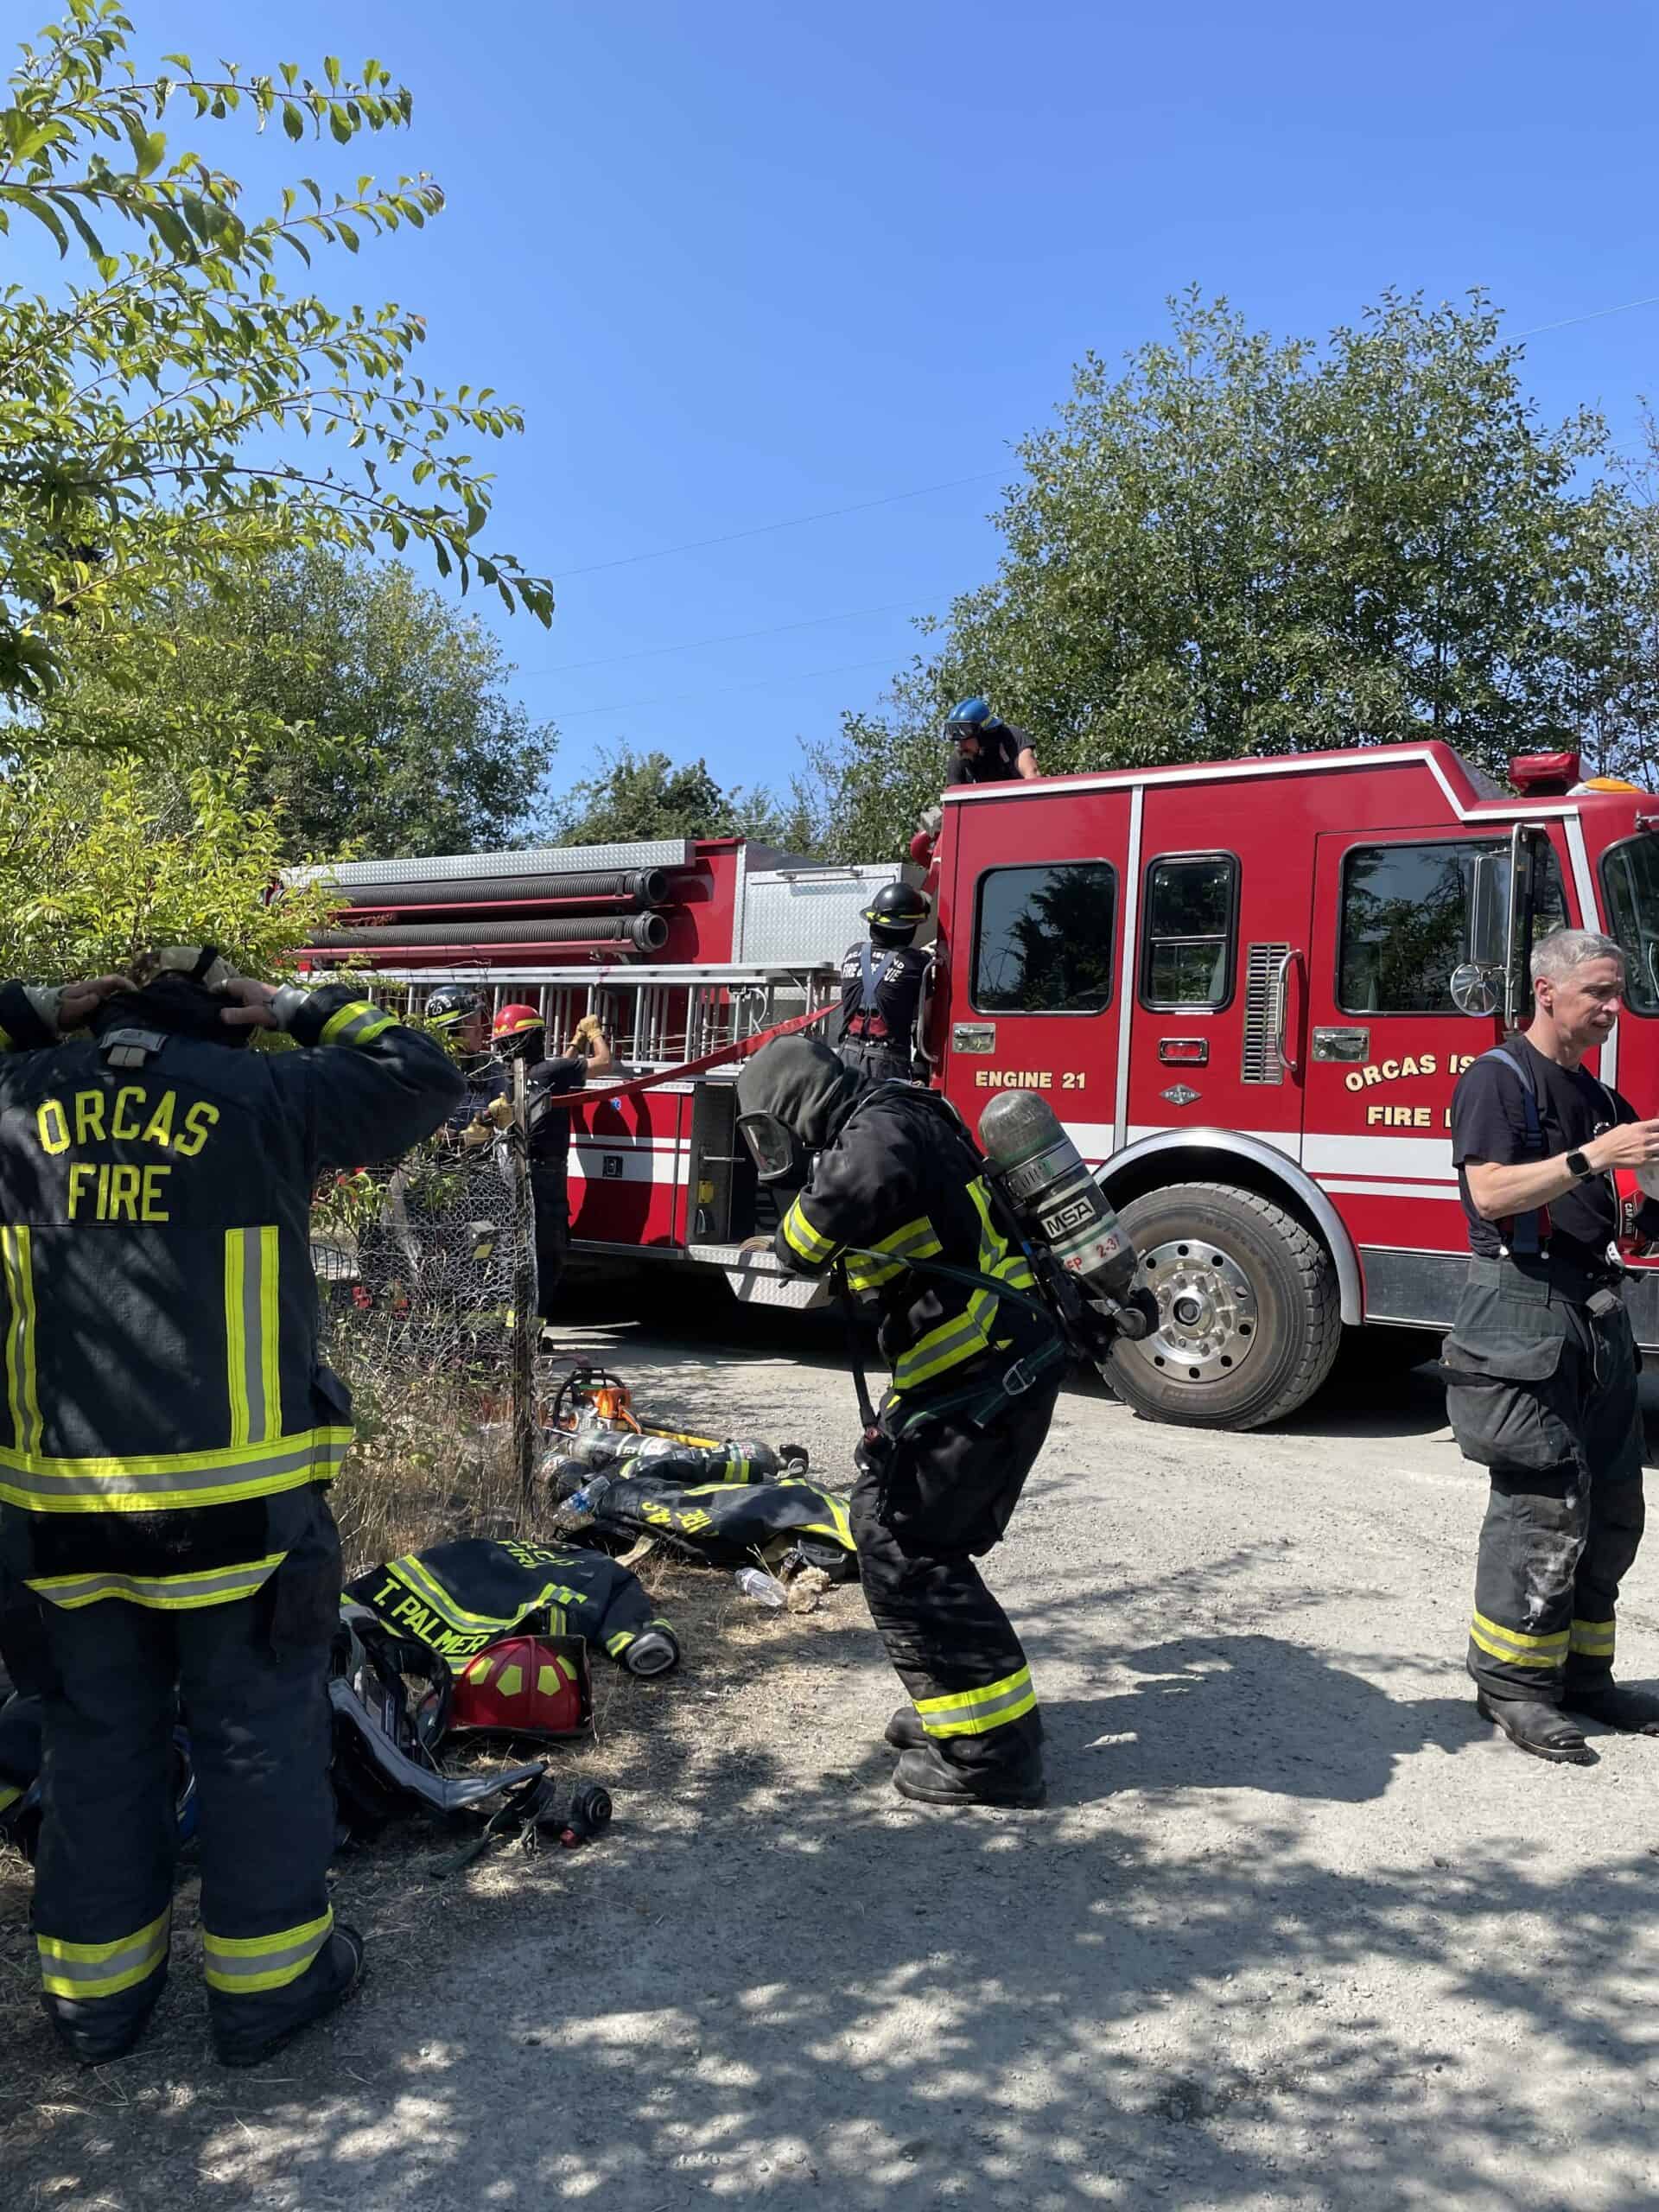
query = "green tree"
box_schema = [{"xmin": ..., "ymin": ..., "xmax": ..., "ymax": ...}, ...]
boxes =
[
  {"xmin": 0, "ymin": 747, "xmax": 334, "ymax": 978},
  {"xmin": 0, "ymin": 2, "xmax": 551, "ymax": 708},
  {"xmin": 29, "ymin": 548, "xmax": 557, "ymax": 857},
  {"xmin": 551, "ymin": 743, "xmax": 824, "ymax": 854},
  {"xmin": 817, "ymin": 289, "xmax": 1643, "ymax": 856}
]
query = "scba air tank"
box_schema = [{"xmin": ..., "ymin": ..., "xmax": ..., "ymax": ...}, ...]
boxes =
[{"xmin": 977, "ymin": 1089, "xmax": 1139, "ymax": 1307}]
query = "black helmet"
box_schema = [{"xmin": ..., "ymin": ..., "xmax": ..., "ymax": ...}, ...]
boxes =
[
  {"xmin": 425, "ymin": 985, "xmax": 486, "ymax": 1031},
  {"xmin": 861, "ymin": 880, "xmax": 930, "ymax": 945}
]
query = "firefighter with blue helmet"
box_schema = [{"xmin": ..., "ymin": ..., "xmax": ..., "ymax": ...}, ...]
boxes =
[
  {"xmin": 0, "ymin": 951, "xmax": 462, "ymax": 2066},
  {"xmin": 942, "ymin": 697, "xmax": 1039, "ymax": 785}
]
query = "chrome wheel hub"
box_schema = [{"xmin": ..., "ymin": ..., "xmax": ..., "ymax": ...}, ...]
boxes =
[{"xmin": 1128, "ymin": 1237, "xmax": 1259, "ymax": 1385}]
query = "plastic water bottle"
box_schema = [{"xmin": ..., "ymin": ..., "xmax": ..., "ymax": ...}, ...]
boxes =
[
  {"xmin": 734, "ymin": 1567, "xmax": 787, "ymax": 1609},
  {"xmin": 566, "ymin": 1475, "xmax": 613, "ymax": 1516}
]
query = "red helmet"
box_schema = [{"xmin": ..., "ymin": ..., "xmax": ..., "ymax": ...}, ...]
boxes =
[
  {"xmin": 492, "ymin": 1001, "xmax": 545, "ymax": 1041},
  {"xmin": 447, "ymin": 1637, "xmax": 591, "ymax": 1739}
]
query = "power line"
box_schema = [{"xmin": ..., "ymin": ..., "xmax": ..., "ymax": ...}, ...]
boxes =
[
  {"xmin": 550, "ymin": 651, "xmax": 911, "ymax": 722},
  {"xmin": 1513, "ymin": 292, "xmax": 1659, "ymax": 340},
  {"xmin": 550, "ymin": 468, "xmax": 1001, "ymax": 581},
  {"xmin": 518, "ymin": 594, "xmax": 937, "ymax": 680}
]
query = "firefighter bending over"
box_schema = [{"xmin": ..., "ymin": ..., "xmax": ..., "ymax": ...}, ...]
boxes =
[
  {"xmin": 836, "ymin": 882, "xmax": 932, "ymax": 1086},
  {"xmin": 1446, "ymin": 925, "xmax": 1659, "ymax": 1764},
  {"xmin": 943, "ymin": 697, "xmax": 1040, "ymax": 785},
  {"xmin": 0, "ymin": 951, "xmax": 462, "ymax": 2065},
  {"xmin": 737, "ymin": 1036, "xmax": 1061, "ymax": 1808}
]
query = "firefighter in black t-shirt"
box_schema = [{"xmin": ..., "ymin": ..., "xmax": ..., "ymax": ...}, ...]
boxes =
[
  {"xmin": 942, "ymin": 697, "xmax": 1040, "ymax": 786},
  {"xmin": 1446, "ymin": 926, "xmax": 1659, "ymax": 1764},
  {"xmin": 836, "ymin": 882, "xmax": 931, "ymax": 1086}
]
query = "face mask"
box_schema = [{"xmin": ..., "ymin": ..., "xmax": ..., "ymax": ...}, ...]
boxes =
[{"xmin": 737, "ymin": 1111, "xmax": 804, "ymax": 1185}]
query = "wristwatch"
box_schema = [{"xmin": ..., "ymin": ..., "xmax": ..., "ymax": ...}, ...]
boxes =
[{"xmin": 1565, "ymin": 1149, "xmax": 1592, "ymax": 1179}]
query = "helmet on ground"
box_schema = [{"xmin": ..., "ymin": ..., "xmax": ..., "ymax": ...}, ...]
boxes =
[
  {"xmin": 944, "ymin": 697, "xmax": 994, "ymax": 741},
  {"xmin": 425, "ymin": 984, "xmax": 487, "ymax": 1030},
  {"xmin": 861, "ymin": 881, "xmax": 931, "ymax": 944},
  {"xmin": 493, "ymin": 1001, "xmax": 546, "ymax": 1056},
  {"xmin": 448, "ymin": 1636, "xmax": 591, "ymax": 1739}
]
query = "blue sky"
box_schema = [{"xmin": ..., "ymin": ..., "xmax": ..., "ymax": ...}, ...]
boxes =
[{"xmin": 27, "ymin": 2, "xmax": 1659, "ymax": 803}]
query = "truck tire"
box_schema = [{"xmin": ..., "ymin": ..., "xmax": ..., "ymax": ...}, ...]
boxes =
[{"xmin": 1104, "ymin": 1180, "xmax": 1340, "ymax": 1431}]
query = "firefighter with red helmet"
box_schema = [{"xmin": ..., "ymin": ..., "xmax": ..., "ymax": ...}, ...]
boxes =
[
  {"xmin": 836, "ymin": 883, "xmax": 931, "ymax": 1087},
  {"xmin": 0, "ymin": 952, "xmax": 462, "ymax": 2066},
  {"xmin": 467, "ymin": 1002, "xmax": 613, "ymax": 1322}
]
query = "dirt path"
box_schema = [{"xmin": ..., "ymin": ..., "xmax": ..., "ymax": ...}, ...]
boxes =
[{"xmin": 7, "ymin": 1312, "xmax": 1659, "ymax": 2211}]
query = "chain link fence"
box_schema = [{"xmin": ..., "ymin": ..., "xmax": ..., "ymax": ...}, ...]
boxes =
[{"xmin": 312, "ymin": 1070, "xmax": 542, "ymax": 1567}]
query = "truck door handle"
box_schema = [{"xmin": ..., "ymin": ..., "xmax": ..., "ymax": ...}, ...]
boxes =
[{"xmin": 1273, "ymin": 949, "xmax": 1304, "ymax": 1077}]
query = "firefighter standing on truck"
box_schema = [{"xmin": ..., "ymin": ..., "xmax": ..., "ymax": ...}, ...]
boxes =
[
  {"xmin": 836, "ymin": 882, "xmax": 931, "ymax": 1087},
  {"xmin": 474, "ymin": 1001, "xmax": 613, "ymax": 1322},
  {"xmin": 1446, "ymin": 925, "xmax": 1659, "ymax": 1765},
  {"xmin": 736, "ymin": 1034, "xmax": 1062, "ymax": 1808},
  {"xmin": 0, "ymin": 950, "xmax": 462, "ymax": 2065}
]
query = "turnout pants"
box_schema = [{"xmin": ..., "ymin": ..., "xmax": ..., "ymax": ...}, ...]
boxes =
[
  {"xmin": 530, "ymin": 1166, "xmax": 570, "ymax": 1322},
  {"xmin": 1443, "ymin": 1259, "xmax": 1646, "ymax": 1702},
  {"xmin": 851, "ymin": 1380, "xmax": 1058, "ymax": 1776},
  {"xmin": 838, "ymin": 1039, "xmax": 913, "ymax": 1087},
  {"xmin": 28, "ymin": 1487, "xmax": 344, "ymax": 2051}
]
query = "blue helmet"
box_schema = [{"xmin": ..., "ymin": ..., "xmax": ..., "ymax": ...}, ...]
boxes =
[{"xmin": 944, "ymin": 697, "xmax": 994, "ymax": 741}]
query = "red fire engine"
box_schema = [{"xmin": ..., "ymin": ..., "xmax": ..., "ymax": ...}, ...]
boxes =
[{"xmin": 304, "ymin": 740, "xmax": 1659, "ymax": 1431}]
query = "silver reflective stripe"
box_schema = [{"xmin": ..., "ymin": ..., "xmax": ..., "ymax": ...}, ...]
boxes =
[
  {"xmin": 0, "ymin": 1431, "xmax": 350, "ymax": 1504},
  {"xmin": 203, "ymin": 1908, "xmax": 333, "ymax": 1993},
  {"xmin": 921, "ymin": 1677, "xmax": 1034, "ymax": 1735},
  {"xmin": 226, "ymin": 1227, "xmax": 281, "ymax": 1450},
  {"xmin": 1, "ymin": 1226, "xmax": 41, "ymax": 1456},
  {"xmin": 31, "ymin": 1554, "xmax": 284, "ymax": 1610},
  {"xmin": 38, "ymin": 1910, "xmax": 169, "ymax": 1998}
]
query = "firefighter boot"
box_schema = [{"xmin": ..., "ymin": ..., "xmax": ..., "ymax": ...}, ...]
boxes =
[
  {"xmin": 214, "ymin": 1926, "xmax": 365, "ymax": 2069},
  {"xmin": 1562, "ymin": 1682, "xmax": 1659, "ymax": 1734},
  {"xmin": 893, "ymin": 1740, "xmax": 1046, "ymax": 1809},
  {"xmin": 1476, "ymin": 1693, "xmax": 1595, "ymax": 1766}
]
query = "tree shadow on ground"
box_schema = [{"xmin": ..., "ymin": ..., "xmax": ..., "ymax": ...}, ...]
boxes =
[{"xmin": 6, "ymin": 1548, "xmax": 1652, "ymax": 2212}]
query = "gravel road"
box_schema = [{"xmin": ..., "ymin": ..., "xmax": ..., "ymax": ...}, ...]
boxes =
[{"xmin": 7, "ymin": 1298, "xmax": 1659, "ymax": 2212}]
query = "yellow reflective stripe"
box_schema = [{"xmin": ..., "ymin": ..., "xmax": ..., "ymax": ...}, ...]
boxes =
[
  {"xmin": 225, "ymin": 1230, "xmax": 251, "ymax": 1449},
  {"xmin": 320, "ymin": 1001, "xmax": 395, "ymax": 1047},
  {"xmin": 846, "ymin": 1256, "xmax": 906, "ymax": 1293},
  {"xmin": 1471, "ymin": 1610, "xmax": 1570, "ymax": 1653},
  {"xmin": 38, "ymin": 1909, "xmax": 169, "ymax": 2000},
  {"xmin": 606, "ymin": 1630, "xmax": 632, "ymax": 1656},
  {"xmin": 968, "ymin": 1179, "xmax": 1036, "ymax": 1294},
  {"xmin": 0, "ymin": 1024, "xmax": 11, "ymax": 1052},
  {"xmin": 1570, "ymin": 1618, "xmax": 1617, "ymax": 1656},
  {"xmin": 891, "ymin": 1290, "xmax": 999, "ymax": 1393},
  {"xmin": 916, "ymin": 1664, "xmax": 1036, "ymax": 1738},
  {"xmin": 29, "ymin": 1554, "xmax": 285, "ymax": 1611},
  {"xmin": 0, "ymin": 1781, "xmax": 20, "ymax": 1813},
  {"xmin": 2, "ymin": 1227, "xmax": 42, "ymax": 1459},
  {"xmin": 869, "ymin": 1214, "xmax": 944, "ymax": 1261},
  {"xmin": 203, "ymin": 1908, "xmax": 333, "ymax": 1995},
  {"xmin": 781, "ymin": 1198, "xmax": 835, "ymax": 1264},
  {"xmin": 226, "ymin": 1228, "xmax": 282, "ymax": 1451},
  {"xmin": 258, "ymin": 1226, "xmax": 282, "ymax": 1442},
  {"xmin": 0, "ymin": 1426, "xmax": 353, "ymax": 1514},
  {"xmin": 385, "ymin": 1555, "xmax": 516, "ymax": 1632}
]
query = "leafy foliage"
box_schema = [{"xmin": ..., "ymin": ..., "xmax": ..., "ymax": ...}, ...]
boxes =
[
  {"xmin": 815, "ymin": 289, "xmax": 1649, "ymax": 856},
  {"xmin": 550, "ymin": 743, "xmax": 824, "ymax": 854},
  {"xmin": 26, "ymin": 548, "xmax": 557, "ymax": 857},
  {"xmin": 0, "ymin": 2, "xmax": 551, "ymax": 707},
  {"xmin": 0, "ymin": 747, "xmax": 334, "ymax": 977}
]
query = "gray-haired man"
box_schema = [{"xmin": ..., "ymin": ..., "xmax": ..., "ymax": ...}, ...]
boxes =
[{"xmin": 1446, "ymin": 926, "xmax": 1659, "ymax": 1764}]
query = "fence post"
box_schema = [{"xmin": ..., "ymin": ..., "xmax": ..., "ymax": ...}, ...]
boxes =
[{"xmin": 510, "ymin": 1058, "xmax": 539, "ymax": 1503}]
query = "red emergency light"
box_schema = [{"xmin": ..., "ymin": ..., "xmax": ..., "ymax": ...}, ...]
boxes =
[{"xmin": 1509, "ymin": 749, "xmax": 1580, "ymax": 798}]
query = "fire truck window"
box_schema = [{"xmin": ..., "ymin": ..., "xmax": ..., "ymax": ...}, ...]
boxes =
[
  {"xmin": 1601, "ymin": 838, "xmax": 1659, "ymax": 1014},
  {"xmin": 1338, "ymin": 841, "xmax": 1567, "ymax": 1014},
  {"xmin": 1141, "ymin": 855, "xmax": 1237, "ymax": 1008},
  {"xmin": 973, "ymin": 862, "xmax": 1117, "ymax": 1014}
]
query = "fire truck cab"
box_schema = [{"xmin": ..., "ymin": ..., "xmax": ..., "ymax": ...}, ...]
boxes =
[
  {"xmin": 310, "ymin": 739, "xmax": 1659, "ymax": 1433},
  {"xmin": 931, "ymin": 739, "xmax": 1659, "ymax": 1427}
]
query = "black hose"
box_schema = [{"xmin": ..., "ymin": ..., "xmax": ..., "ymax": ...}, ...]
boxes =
[
  {"xmin": 308, "ymin": 912, "xmax": 671, "ymax": 952},
  {"xmin": 340, "ymin": 867, "xmax": 671, "ymax": 911}
]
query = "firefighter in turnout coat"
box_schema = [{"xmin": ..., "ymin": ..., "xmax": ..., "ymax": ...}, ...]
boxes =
[
  {"xmin": 836, "ymin": 881, "xmax": 931, "ymax": 1088},
  {"xmin": 737, "ymin": 1035, "xmax": 1063, "ymax": 1808},
  {"xmin": 0, "ymin": 953, "xmax": 462, "ymax": 2065}
]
